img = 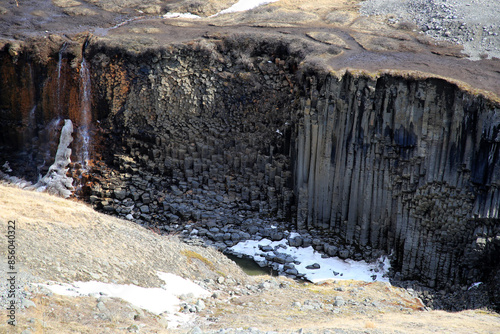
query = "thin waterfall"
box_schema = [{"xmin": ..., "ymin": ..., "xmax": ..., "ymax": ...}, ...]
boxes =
[
  {"xmin": 28, "ymin": 106, "xmax": 36, "ymax": 135},
  {"xmin": 78, "ymin": 57, "xmax": 91, "ymax": 169},
  {"xmin": 28, "ymin": 62, "xmax": 37, "ymax": 136},
  {"xmin": 56, "ymin": 43, "xmax": 67, "ymax": 116},
  {"xmin": 37, "ymin": 44, "xmax": 66, "ymax": 177}
]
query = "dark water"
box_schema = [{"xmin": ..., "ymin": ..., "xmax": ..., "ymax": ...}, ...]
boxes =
[{"xmin": 225, "ymin": 253, "xmax": 278, "ymax": 276}]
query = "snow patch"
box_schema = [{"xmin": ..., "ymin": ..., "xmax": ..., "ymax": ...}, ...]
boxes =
[
  {"xmin": 2, "ymin": 161, "xmax": 12, "ymax": 173},
  {"xmin": 39, "ymin": 272, "xmax": 210, "ymax": 329},
  {"xmin": 468, "ymin": 282, "xmax": 483, "ymax": 290},
  {"xmin": 163, "ymin": 12, "xmax": 201, "ymax": 19},
  {"xmin": 215, "ymin": 0, "xmax": 279, "ymax": 16},
  {"xmin": 230, "ymin": 238, "xmax": 390, "ymax": 283},
  {"xmin": 162, "ymin": 0, "xmax": 280, "ymax": 19},
  {"xmin": 34, "ymin": 119, "xmax": 74, "ymax": 198}
]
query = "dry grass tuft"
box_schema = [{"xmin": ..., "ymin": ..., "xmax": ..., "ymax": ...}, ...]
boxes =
[
  {"xmin": 365, "ymin": 321, "xmax": 376, "ymax": 328},
  {"xmin": 181, "ymin": 249, "xmax": 216, "ymax": 270}
]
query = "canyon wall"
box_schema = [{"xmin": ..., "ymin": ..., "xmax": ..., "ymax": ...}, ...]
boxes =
[
  {"xmin": 294, "ymin": 73, "xmax": 500, "ymax": 288},
  {"xmin": 1, "ymin": 37, "xmax": 499, "ymax": 294}
]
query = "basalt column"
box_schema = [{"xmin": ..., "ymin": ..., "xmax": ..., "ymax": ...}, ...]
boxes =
[
  {"xmin": 3, "ymin": 39, "xmax": 499, "ymax": 292},
  {"xmin": 294, "ymin": 73, "xmax": 500, "ymax": 287},
  {"xmin": 88, "ymin": 43, "xmax": 298, "ymax": 221}
]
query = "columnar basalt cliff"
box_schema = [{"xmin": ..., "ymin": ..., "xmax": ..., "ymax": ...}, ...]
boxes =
[
  {"xmin": 1, "ymin": 36, "xmax": 499, "ymax": 307},
  {"xmin": 293, "ymin": 74, "xmax": 500, "ymax": 288}
]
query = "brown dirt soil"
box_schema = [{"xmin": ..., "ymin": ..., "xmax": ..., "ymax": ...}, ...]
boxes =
[{"xmin": 1, "ymin": 0, "xmax": 499, "ymax": 98}]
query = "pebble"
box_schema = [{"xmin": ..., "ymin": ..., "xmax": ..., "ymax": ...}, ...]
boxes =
[
  {"xmin": 334, "ymin": 296, "xmax": 345, "ymax": 307},
  {"xmin": 21, "ymin": 298, "xmax": 36, "ymax": 309}
]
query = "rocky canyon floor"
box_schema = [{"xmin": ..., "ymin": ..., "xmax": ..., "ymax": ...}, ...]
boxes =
[{"xmin": 1, "ymin": 184, "xmax": 500, "ymax": 333}]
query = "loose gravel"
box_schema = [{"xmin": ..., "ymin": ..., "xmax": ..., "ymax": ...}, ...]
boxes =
[{"xmin": 360, "ymin": 0, "xmax": 500, "ymax": 60}]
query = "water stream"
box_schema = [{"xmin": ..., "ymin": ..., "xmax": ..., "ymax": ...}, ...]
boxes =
[
  {"xmin": 225, "ymin": 253, "xmax": 277, "ymax": 276},
  {"xmin": 78, "ymin": 57, "xmax": 92, "ymax": 169},
  {"xmin": 56, "ymin": 43, "xmax": 67, "ymax": 116}
]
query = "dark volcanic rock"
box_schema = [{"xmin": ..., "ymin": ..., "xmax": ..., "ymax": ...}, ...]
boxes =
[{"xmin": 0, "ymin": 33, "xmax": 499, "ymax": 310}]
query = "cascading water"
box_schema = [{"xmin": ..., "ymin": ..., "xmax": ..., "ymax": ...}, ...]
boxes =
[
  {"xmin": 77, "ymin": 57, "xmax": 92, "ymax": 169},
  {"xmin": 28, "ymin": 106, "xmax": 36, "ymax": 129},
  {"xmin": 56, "ymin": 43, "xmax": 67, "ymax": 116},
  {"xmin": 28, "ymin": 62, "xmax": 37, "ymax": 138},
  {"xmin": 36, "ymin": 44, "xmax": 67, "ymax": 177}
]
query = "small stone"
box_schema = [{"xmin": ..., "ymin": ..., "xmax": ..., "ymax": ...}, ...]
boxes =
[
  {"xmin": 338, "ymin": 249, "xmax": 350, "ymax": 259},
  {"xmin": 274, "ymin": 254, "xmax": 287, "ymax": 264},
  {"xmin": 259, "ymin": 244, "xmax": 274, "ymax": 252},
  {"xmin": 325, "ymin": 244, "xmax": 338, "ymax": 256},
  {"xmin": 21, "ymin": 298, "xmax": 36, "ymax": 309},
  {"xmin": 127, "ymin": 324, "xmax": 139, "ymax": 333},
  {"xmin": 157, "ymin": 316, "xmax": 169, "ymax": 328},
  {"xmin": 190, "ymin": 327, "xmax": 203, "ymax": 334},
  {"xmin": 288, "ymin": 236, "xmax": 303, "ymax": 247},
  {"xmin": 217, "ymin": 276, "xmax": 225, "ymax": 284},
  {"xmin": 90, "ymin": 272, "xmax": 101, "ymax": 280},
  {"xmin": 305, "ymin": 263, "xmax": 321, "ymax": 270},
  {"xmin": 97, "ymin": 301, "xmax": 107, "ymax": 312},
  {"xmin": 195, "ymin": 299, "xmax": 205, "ymax": 312},
  {"xmin": 114, "ymin": 188, "xmax": 127, "ymax": 200},
  {"xmin": 270, "ymin": 230, "xmax": 284, "ymax": 241},
  {"xmin": 334, "ymin": 296, "xmax": 345, "ymax": 307},
  {"xmin": 259, "ymin": 281, "xmax": 272, "ymax": 290}
]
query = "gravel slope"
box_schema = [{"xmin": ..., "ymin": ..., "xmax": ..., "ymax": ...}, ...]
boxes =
[
  {"xmin": 2, "ymin": 186, "xmax": 500, "ymax": 333},
  {"xmin": 360, "ymin": 0, "xmax": 500, "ymax": 60}
]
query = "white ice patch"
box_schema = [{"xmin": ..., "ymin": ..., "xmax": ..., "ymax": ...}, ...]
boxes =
[
  {"xmin": 468, "ymin": 282, "xmax": 483, "ymax": 290},
  {"xmin": 163, "ymin": 12, "xmax": 201, "ymax": 19},
  {"xmin": 39, "ymin": 272, "xmax": 210, "ymax": 329},
  {"xmin": 213, "ymin": 0, "xmax": 279, "ymax": 16},
  {"xmin": 2, "ymin": 161, "xmax": 12, "ymax": 173},
  {"xmin": 34, "ymin": 119, "xmax": 74, "ymax": 198},
  {"xmin": 230, "ymin": 238, "xmax": 390, "ymax": 283},
  {"xmin": 162, "ymin": 0, "xmax": 279, "ymax": 19}
]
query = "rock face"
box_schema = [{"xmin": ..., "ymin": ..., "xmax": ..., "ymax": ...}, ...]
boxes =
[
  {"xmin": 0, "ymin": 42, "xmax": 93, "ymax": 181},
  {"xmin": 293, "ymin": 74, "xmax": 500, "ymax": 288},
  {"xmin": 0, "ymin": 36, "xmax": 499, "ymax": 295}
]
